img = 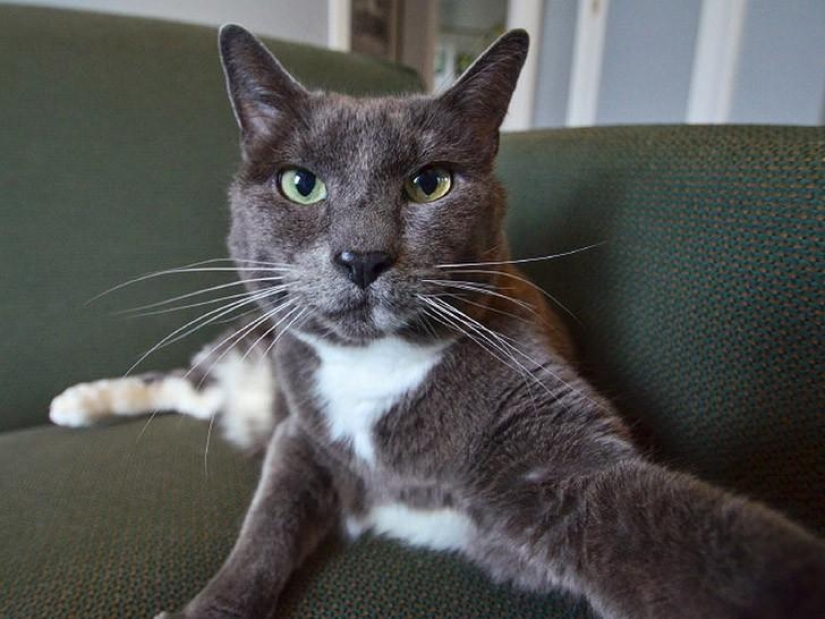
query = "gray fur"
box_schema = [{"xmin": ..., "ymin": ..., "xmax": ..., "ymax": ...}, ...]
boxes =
[{"xmin": 60, "ymin": 24, "xmax": 825, "ymax": 619}]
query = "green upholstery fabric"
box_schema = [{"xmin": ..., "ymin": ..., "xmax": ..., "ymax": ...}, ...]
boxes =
[
  {"xmin": 0, "ymin": 5, "xmax": 422, "ymax": 433},
  {"xmin": 500, "ymin": 126, "xmax": 824, "ymax": 534},
  {"xmin": 2, "ymin": 6, "xmax": 822, "ymax": 619},
  {"xmin": 0, "ymin": 418, "xmax": 594, "ymax": 619}
]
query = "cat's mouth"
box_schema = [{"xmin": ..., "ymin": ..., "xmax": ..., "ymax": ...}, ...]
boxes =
[
  {"xmin": 324, "ymin": 298, "xmax": 370, "ymax": 319},
  {"xmin": 306, "ymin": 290, "xmax": 413, "ymax": 342}
]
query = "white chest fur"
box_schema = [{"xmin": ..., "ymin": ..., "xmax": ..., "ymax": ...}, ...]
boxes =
[
  {"xmin": 346, "ymin": 503, "xmax": 476, "ymax": 553},
  {"xmin": 298, "ymin": 334, "xmax": 448, "ymax": 464}
]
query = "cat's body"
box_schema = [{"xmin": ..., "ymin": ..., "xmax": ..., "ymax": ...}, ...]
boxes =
[{"xmin": 50, "ymin": 26, "xmax": 825, "ymax": 619}]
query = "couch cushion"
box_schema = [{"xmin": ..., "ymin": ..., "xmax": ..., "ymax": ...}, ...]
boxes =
[
  {"xmin": 499, "ymin": 125, "xmax": 824, "ymax": 535},
  {"xmin": 0, "ymin": 417, "xmax": 595, "ymax": 618}
]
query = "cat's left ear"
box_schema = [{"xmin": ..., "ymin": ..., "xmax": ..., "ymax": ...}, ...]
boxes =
[
  {"xmin": 438, "ymin": 30, "xmax": 529, "ymax": 142},
  {"xmin": 219, "ymin": 24, "xmax": 308, "ymax": 141}
]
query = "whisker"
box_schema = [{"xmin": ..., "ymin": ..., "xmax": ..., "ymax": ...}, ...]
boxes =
[
  {"xmin": 418, "ymin": 298, "xmax": 539, "ymax": 412},
  {"xmin": 114, "ymin": 277, "xmax": 287, "ymax": 316},
  {"xmin": 212, "ymin": 306, "xmax": 262, "ymax": 325},
  {"xmin": 435, "ymin": 291, "xmax": 533, "ymax": 326},
  {"xmin": 121, "ymin": 284, "xmax": 289, "ymax": 319},
  {"xmin": 88, "ymin": 262, "xmax": 295, "ymax": 304},
  {"xmin": 189, "ymin": 300, "xmax": 300, "ymax": 388},
  {"xmin": 435, "ymin": 241, "xmax": 605, "ymax": 269},
  {"xmin": 123, "ymin": 286, "xmax": 280, "ymax": 377},
  {"xmin": 205, "ymin": 302, "xmax": 296, "ymax": 371},
  {"xmin": 257, "ymin": 307, "xmax": 309, "ymax": 363},
  {"xmin": 425, "ymin": 296, "xmax": 599, "ymax": 409},
  {"xmin": 423, "ymin": 297, "xmax": 537, "ymax": 377},
  {"xmin": 196, "ymin": 302, "xmax": 303, "ymax": 477},
  {"xmin": 423, "ymin": 279, "xmax": 538, "ymax": 315},
  {"xmin": 440, "ymin": 268, "xmax": 581, "ymax": 325},
  {"xmin": 140, "ymin": 298, "xmax": 292, "ymax": 450}
]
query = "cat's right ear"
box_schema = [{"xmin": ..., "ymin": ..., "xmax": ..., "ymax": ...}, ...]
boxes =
[{"xmin": 218, "ymin": 25, "xmax": 308, "ymax": 142}]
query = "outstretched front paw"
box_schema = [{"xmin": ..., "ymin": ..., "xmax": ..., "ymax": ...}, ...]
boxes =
[
  {"xmin": 49, "ymin": 381, "xmax": 109, "ymax": 427},
  {"xmin": 50, "ymin": 376, "xmax": 162, "ymax": 427}
]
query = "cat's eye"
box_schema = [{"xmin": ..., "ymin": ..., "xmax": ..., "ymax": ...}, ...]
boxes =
[
  {"xmin": 278, "ymin": 167, "xmax": 327, "ymax": 205},
  {"xmin": 405, "ymin": 166, "xmax": 452, "ymax": 203}
]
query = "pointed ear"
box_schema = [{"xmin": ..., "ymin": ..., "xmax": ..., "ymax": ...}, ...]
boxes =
[
  {"xmin": 218, "ymin": 24, "xmax": 308, "ymax": 140},
  {"xmin": 439, "ymin": 29, "xmax": 529, "ymax": 136}
]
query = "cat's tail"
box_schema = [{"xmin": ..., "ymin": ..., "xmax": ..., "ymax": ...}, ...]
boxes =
[{"xmin": 49, "ymin": 340, "xmax": 279, "ymax": 451}]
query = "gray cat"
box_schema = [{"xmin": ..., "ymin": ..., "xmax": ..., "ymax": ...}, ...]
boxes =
[{"xmin": 50, "ymin": 26, "xmax": 825, "ymax": 619}]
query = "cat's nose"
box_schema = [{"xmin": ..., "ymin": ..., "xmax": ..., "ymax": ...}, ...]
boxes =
[{"xmin": 333, "ymin": 251, "xmax": 395, "ymax": 289}]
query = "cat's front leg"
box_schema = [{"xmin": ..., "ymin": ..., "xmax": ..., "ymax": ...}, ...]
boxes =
[
  {"xmin": 470, "ymin": 455, "xmax": 825, "ymax": 619},
  {"xmin": 156, "ymin": 418, "xmax": 339, "ymax": 619}
]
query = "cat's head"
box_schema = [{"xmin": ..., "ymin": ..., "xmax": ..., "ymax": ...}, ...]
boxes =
[{"xmin": 219, "ymin": 25, "xmax": 528, "ymax": 344}]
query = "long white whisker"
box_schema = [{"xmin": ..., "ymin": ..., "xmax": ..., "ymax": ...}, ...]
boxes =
[
  {"xmin": 140, "ymin": 298, "xmax": 290, "ymax": 451},
  {"xmin": 430, "ymin": 296, "xmax": 600, "ymax": 409},
  {"xmin": 441, "ymin": 268, "xmax": 581, "ymax": 324},
  {"xmin": 142, "ymin": 290, "xmax": 275, "ymax": 354},
  {"xmin": 436, "ymin": 291, "xmax": 532, "ymax": 326},
  {"xmin": 423, "ymin": 297, "xmax": 538, "ymax": 379},
  {"xmin": 212, "ymin": 306, "xmax": 262, "ymax": 325},
  {"xmin": 257, "ymin": 307, "xmax": 308, "ymax": 363},
  {"xmin": 419, "ymin": 298, "xmax": 540, "ymax": 413},
  {"xmin": 188, "ymin": 299, "xmax": 300, "ymax": 385},
  {"xmin": 114, "ymin": 277, "xmax": 288, "ymax": 315},
  {"xmin": 423, "ymin": 280, "xmax": 538, "ymax": 315},
  {"xmin": 197, "ymin": 302, "xmax": 303, "ymax": 477},
  {"xmin": 88, "ymin": 263, "xmax": 295, "ymax": 304},
  {"xmin": 435, "ymin": 242, "xmax": 605, "ymax": 269},
  {"xmin": 122, "ymin": 284, "xmax": 290, "ymax": 319},
  {"xmin": 123, "ymin": 287, "xmax": 279, "ymax": 377}
]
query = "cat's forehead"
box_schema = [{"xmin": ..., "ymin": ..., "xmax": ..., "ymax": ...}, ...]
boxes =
[
  {"xmin": 289, "ymin": 93, "xmax": 465, "ymax": 170},
  {"xmin": 312, "ymin": 93, "xmax": 426, "ymax": 127}
]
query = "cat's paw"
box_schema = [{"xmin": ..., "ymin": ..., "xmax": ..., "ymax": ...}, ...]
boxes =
[{"xmin": 49, "ymin": 381, "xmax": 111, "ymax": 427}]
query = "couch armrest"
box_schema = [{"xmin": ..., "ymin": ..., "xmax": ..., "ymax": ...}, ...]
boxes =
[{"xmin": 497, "ymin": 125, "xmax": 824, "ymax": 533}]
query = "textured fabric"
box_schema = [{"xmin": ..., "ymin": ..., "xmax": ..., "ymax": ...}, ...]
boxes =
[
  {"xmin": 2, "ymin": 6, "xmax": 823, "ymax": 619},
  {"xmin": 499, "ymin": 125, "xmax": 824, "ymax": 534},
  {"xmin": 0, "ymin": 418, "xmax": 595, "ymax": 619},
  {"xmin": 0, "ymin": 5, "xmax": 422, "ymax": 433}
]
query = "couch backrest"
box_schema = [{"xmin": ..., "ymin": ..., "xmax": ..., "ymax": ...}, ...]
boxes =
[
  {"xmin": 0, "ymin": 6, "xmax": 422, "ymax": 433},
  {"xmin": 499, "ymin": 126, "xmax": 824, "ymax": 533}
]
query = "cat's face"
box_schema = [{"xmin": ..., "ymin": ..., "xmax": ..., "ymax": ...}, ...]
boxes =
[{"xmin": 220, "ymin": 26, "xmax": 528, "ymax": 343}]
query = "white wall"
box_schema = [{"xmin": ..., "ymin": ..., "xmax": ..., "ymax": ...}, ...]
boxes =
[
  {"xmin": 597, "ymin": 0, "xmax": 700, "ymax": 125},
  {"xmin": 531, "ymin": 0, "xmax": 825, "ymax": 128},
  {"xmin": 9, "ymin": 0, "xmax": 330, "ymax": 47},
  {"xmin": 533, "ymin": 0, "xmax": 576, "ymax": 128},
  {"xmin": 731, "ymin": 0, "xmax": 825, "ymax": 125}
]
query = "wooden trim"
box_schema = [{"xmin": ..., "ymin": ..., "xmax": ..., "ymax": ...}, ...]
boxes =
[
  {"xmin": 566, "ymin": 0, "xmax": 610, "ymax": 127},
  {"xmin": 328, "ymin": 0, "xmax": 352, "ymax": 51},
  {"xmin": 502, "ymin": 0, "xmax": 544, "ymax": 131},
  {"xmin": 399, "ymin": 0, "xmax": 438, "ymax": 92},
  {"xmin": 686, "ymin": 0, "xmax": 747, "ymax": 123}
]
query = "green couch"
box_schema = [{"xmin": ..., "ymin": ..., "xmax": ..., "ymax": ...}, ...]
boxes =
[{"xmin": 1, "ymin": 6, "xmax": 822, "ymax": 618}]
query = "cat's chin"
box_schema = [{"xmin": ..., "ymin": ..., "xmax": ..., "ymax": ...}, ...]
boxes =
[{"xmin": 302, "ymin": 308, "xmax": 395, "ymax": 344}]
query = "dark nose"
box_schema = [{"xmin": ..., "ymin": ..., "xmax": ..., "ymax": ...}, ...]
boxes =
[{"xmin": 333, "ymin": 251, "xmax": 395, "ymax": 289}]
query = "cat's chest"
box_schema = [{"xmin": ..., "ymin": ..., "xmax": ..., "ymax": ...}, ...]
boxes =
[{"xmin": 296, "ymin": 334, "xmax": 448, "ymax": 464}]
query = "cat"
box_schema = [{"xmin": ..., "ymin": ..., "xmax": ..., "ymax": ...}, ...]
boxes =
[{"xmin": 49, "ymin": 25, "xmax": 825, "ymax": 619}]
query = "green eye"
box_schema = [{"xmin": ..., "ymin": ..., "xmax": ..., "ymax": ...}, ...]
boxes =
[
  {"xmin": 405, "ymin": 166, "xmax": 452, "ymax": 203},
  {"xmin": 278, "ymin": 167, "xmax": 327, "ymax": 205}
]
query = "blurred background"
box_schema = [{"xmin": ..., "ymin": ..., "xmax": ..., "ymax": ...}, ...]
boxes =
[{"xmin": 10, "ymin": 0, "xmax": 825, "ymax": 130}]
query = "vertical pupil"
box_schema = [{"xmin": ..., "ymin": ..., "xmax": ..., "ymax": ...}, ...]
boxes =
[
  {"xmin": 293, "ymin": 170, "xmax": 316, "ymax": 197},
  {"xmin": 417, "ymin": 170, "xmax": 440, "ymax": 195}
]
